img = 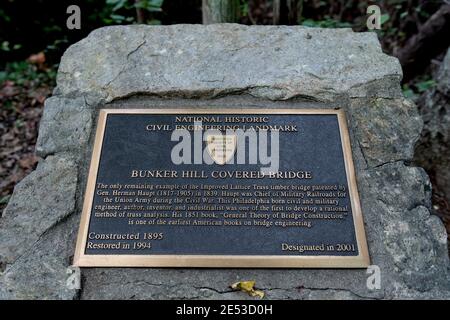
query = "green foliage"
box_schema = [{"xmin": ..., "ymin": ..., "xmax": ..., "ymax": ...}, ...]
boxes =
[
  {"xmin": 0, "ymin": 195, "xmax": 11, "ymax": 206},
  {"xmin": 107, "ymin": 0, "xmax": 164, "ymax": 13},
  {"xmin": 0, "ymin": 61, "xmax": 56, "ymax": 86},
  {"xmin": 107, "ymin": 0, "xmax": 129, "ymax": 12},
  {"xmin": 46, "ymin": 38, "xmax": 70, "ymax": 51},
  {"xmin": 402, "ymin": 78, "xmax": 437, "ymax": 99},
  {"xmin": 104, "ymin": 0, "xmax": 164, "ymax": 24},
  {"xmin": 380, "ymin": 13, "xmax": 390, "ymax": 25},
  {"xmin": 402, "ymin": 84, "xmax": 416, "ymax": 99},
  {"xmin": 104, "ymin": 14, "xmax": 135, "ymax": 24},
  {"xmin": 302, "ymin": 18, "xmax": 352, "ymax": 28},
  {"xmin": 416, "ymin": 79, "xmax": 436, "ymax": 93},
  {"xmin": 240, "ymin": 0, "xmax": 249, "ymax": 17},
  {"xmin": 1, "ymin": 41, "xmax": 22, "ymax": 52},
  {"xmin": 135, "ymin": 0, "xmax": 164, "ymax": 12},
  {"xmin": 0, "ymin": 8, "xmax": 11, "ymax": 23}
]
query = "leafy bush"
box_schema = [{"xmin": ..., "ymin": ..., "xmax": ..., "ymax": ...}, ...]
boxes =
[
  {"xmin": 302, "ymin": 18, "xmax": 352, "ymax": 28},
  {"xmin": 105, "ymin": 0, "xmax": 164, "ymax": 25},
  {"xmin": 0, "ymin": 61, "xmax": 56, "ymax": 86}
]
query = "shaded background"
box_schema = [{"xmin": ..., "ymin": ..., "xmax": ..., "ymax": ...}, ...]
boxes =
[{"xmin": 0, "ymin": 0, "xmax": 449, "ymax": 253}]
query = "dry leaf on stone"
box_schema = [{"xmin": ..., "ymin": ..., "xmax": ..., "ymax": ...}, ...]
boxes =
[{"xmin": 230, "ymin": 281, "xmax": 265, "ymax": 299}]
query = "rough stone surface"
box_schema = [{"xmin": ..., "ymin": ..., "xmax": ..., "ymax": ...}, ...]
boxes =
[
  {"xmin": 349, "ymin": 97, "xmax": 422, "ymax": 167},
  {"xmin": 0, "ymin": 215, "xmax": 79, "ymax": 299},
  {"xmin": 56, "ymin": 24, "xmax": 402, "ymax": 103},
  {"xmin": 0, "ymin": 154, "xmax": 77, "ymax": 268},
  {"xmin": 362, "ymin": 163, "xmax": 448, "ymax": 294},
  {"xmin": 1, "ymin": 24, "xmax": 449, "ymax": 299},
  {"xmin": 437, "ymin": 49, "xmax": 450, "ymax": 96},
  {"xmin": 36, "ymin": 96, "xmax": 93, "ymax": 158}
]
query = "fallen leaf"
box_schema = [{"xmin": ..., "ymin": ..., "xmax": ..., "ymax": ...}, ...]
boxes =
[
  {"xmin": 18, "ymin": 154, "xmax": 38, "ymax": 169},
  {"xmin": 0, "ymin": 81, "xmax": 19, "ymax": 98},
  {"xmin": 230, "ymin": 280, "xmax": 265, "ymax": 299},
  {"xmin": 27, "ymin": 52, "xmax": 46, "ymax": 65}
]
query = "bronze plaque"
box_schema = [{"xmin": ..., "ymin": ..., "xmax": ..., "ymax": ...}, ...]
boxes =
[{"xmin": 74, "ymin": 109, "xmax": 369, "ymax": 267}]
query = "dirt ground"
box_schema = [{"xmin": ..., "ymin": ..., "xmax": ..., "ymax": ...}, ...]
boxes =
[{"xmin": 0, "ymin": 78, "xmax": 50, "ymax": 214}]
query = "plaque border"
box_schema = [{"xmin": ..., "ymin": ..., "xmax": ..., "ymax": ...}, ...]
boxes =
[{"xmin": 74, "ymin": 108, "xmax": 370, "ymax": 268}]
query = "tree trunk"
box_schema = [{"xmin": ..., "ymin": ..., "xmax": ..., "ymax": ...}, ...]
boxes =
[
  {"xmin": 135, "ymin": 0, "xmax": 146, "ymax": 24},
  {"xmin": 396, "ymin": 4, "xmax": 450, "ymax": 82},
  {"xmin": 202, "ymin": 0, "xmax": 240, "ymax": 24},
  {"xmin": 273, "ymin": 0, "xmax": 300, "ymax": 25}
]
